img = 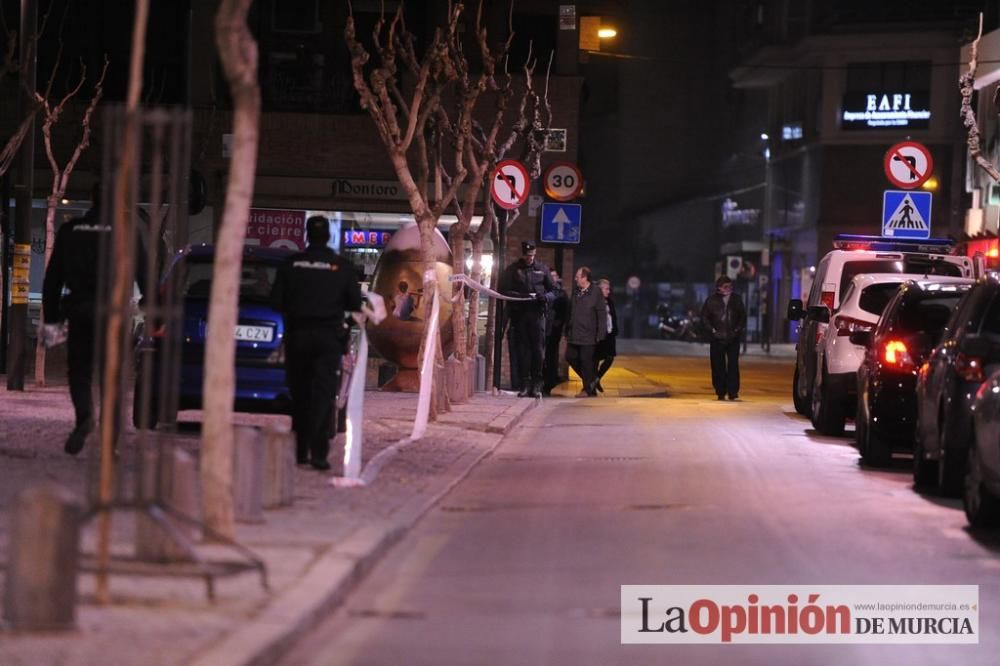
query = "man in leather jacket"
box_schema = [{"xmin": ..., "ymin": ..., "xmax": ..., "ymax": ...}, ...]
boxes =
[
  {"xmin": 701, "ymin": 275, "xmax": 747, "ymax": 400},
  {"xmin": 498, "ymin": 241, "xmax": 557, "ymax": 397}
]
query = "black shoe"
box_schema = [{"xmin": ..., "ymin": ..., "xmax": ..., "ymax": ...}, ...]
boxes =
[
  {"xmin": 64, "ymin": 421, "xmax": 93, "ymax": 456},
  {"xmin": 728, "ymin": 394, "xmax": 739, "ymax": 401},
  {"xmin": 595, "ymin": 379, "xmax": 604, "ymax": 393},
  {"xmin": 297, "ymin": 455, "xmax": 310, "ymax": 466},
  {"xmin": 717, "ymin": 395, "xmax": 726, "ymax": 401},
  {"xmin": 310, "ymin": 459, "xmax": 332, "ymax": 471}
]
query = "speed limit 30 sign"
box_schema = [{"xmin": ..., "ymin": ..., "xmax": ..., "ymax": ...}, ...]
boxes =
[{"xmin": 543, "ymin": 161, "xmax": 584, "ymax": 202}]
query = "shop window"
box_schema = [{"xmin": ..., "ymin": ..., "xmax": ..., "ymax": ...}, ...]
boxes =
[
  {"xmin": 845, "ymin": 61, "xmax": 930, "ymax": 93},
  {"xmin": 273, "ymin": 0, "xmax": 321, "ymax": 33}
]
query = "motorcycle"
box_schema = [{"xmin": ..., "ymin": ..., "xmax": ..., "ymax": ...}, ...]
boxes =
[{"xmin": 657, "ymin": 304, "xmax": 705, "ymax": 342}]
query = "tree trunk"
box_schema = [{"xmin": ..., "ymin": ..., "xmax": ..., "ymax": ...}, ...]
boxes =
[
  {"xmin": 449, "ymin": 231, "xmax": 467, "ymax": 362},
  {"xmin": 466, "ymin": 236, "xmax": 483, "ymax": 359},
  {"xmin": 33, "ymin": 191, "xmax": 60, "ymax": 387},
  {"xmin": 202, "ymin": 0, "xmax": 259, "ymax": 540}
]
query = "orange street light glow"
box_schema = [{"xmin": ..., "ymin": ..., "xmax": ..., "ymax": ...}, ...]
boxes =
[{"xmin": 598, "ymin": 27, "xmax": 617, "ymax": 39}]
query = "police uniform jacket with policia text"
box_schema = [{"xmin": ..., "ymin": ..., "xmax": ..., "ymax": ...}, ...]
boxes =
[
  {"xmin": 498, "ymin": 256, "xmax": 558, "ymax": 314},
  {"xmin": 271, "ymin": 245, "xmax": 363, "ymax": 336},
  {"xmin": 43, "ymin": 207, "xmax": 147, "ymax": 323}
]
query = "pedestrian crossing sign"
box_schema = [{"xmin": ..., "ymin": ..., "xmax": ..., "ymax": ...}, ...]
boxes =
[{"xmin": 882, "ymin": 190, "xmax": 931, "ymax": 239}]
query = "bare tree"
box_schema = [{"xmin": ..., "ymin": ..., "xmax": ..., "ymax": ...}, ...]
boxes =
[
  {"xmin": 476, "ymin": 50, "xmax": 554, "ymax": 383},
  {"xmin": 961, "ymin": 13, "xmax": 1000, "ymax": 182},
  {"xmin": 345, "ymin": 2, "xmax": 468, "ymax": 407},
  {"xmin": 201, "ymin": 0, "xmax": 260, "ymax": 540},
  {"xmin": 33, "ymin": 55, "xmax": 109, "ymax": 386}
]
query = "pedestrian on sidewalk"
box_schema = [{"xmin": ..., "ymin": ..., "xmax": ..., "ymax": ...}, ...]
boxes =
[
  {"xmin": 542, "ymin": 268, "xmax": 569, "ymax": 396},
  {"xmin": 593, "ymin": 278, "xmax": 618, "ymax": 393},
  {"xmin": 565, "ymin": 266, "xmax": 607, "ymax": 397},
  {"xmin": 498, "ymin": 241, "xmax": 557, "ymax": 397},
  {"xmin": 272, "ymin": 216, "xmax": 363, "ymax": 470},
  {"xmin": 41, "ymin": 183, "xmax": 146, "ymax": 455},
  {"xmin": 701, "ymin": 275, "xmax": 746, "ymax": 401}
]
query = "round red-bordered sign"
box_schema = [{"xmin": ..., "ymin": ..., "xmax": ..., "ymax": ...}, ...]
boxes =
[
  {"xmin": 883, "ymin": 141, "xmax": 933, "ymax": 190},
  {"xmin": 490, "ymin": 160, "xmax": 530, "ymax": 210},
  {"xmin": 543, "ymin": 161, "xmax": 584, "ymax": 201}
]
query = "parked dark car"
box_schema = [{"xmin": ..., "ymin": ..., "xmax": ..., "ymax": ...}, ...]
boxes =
[
  {"xmin": 853, "ymin": 278, "xmax": 974, "ymax": 466},
  {"xmin": 965, "ymin": 367, "xmax": 1000, "ymax": 528},
  {"xmin": 914, "ymin": 278, "xmax": 1000, "ymax": 495},
  {"xmin": 134, "ymin": 244, "xmax": 293, "ymax": 429}
]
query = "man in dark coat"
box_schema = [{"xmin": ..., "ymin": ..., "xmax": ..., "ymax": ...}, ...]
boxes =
[
  {"xmin": 42, "ymin": 184, "xmax": 146, "ymax": 455},
  {"xmin": 498, "ymin": 241, "xmax": 557, "ymax": 397},
  {"xmin": 701, "ymin": 275, "xmax": 747, "ymax": 400},
  {"xmin": 565, "ymin": 266, "xmax": 607, "ymax": 397},
  {"xmin": 272, "ymin": 216, "xmax": 363, "ymax": 470},
  {"xmin": 542, "ymin": 268, "xmax": 569, "ymax": 395}
]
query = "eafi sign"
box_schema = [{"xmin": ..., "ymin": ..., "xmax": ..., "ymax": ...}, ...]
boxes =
[{"xmin": 841, "ymin": 91, "xmax": 930, "ymax": 130}]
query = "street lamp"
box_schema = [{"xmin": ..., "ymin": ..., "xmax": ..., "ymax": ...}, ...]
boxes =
[{"xmin": 598, "ymin": 27, "xmax": 617, "ymax": 39}]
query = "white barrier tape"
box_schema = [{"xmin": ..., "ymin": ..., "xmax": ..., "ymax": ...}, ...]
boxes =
[
  {"xmin": 409, "ymin": 279, "xmax": 440, "ymax": 442},
  {"xmin": 450, "ymin": 273, "xmax": 536, "ymax": 302},
  {"xmin": 330, "ymin": 292, "xmax": 386, "ymax": 489}
]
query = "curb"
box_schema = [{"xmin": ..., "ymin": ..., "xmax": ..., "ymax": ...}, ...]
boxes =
[{"xmin": 191, "ymin": 398, "xmax": 540, "ymax": 666}]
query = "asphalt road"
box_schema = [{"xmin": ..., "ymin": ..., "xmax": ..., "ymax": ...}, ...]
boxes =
[{"xmin": 282, "ymin": 353, "xmax": 1000, "ymax": 665}]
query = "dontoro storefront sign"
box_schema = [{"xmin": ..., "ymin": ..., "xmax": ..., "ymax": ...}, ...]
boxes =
[{"xmin": 247, "ymin": 208, "xmax": 306, "ymax": 250}]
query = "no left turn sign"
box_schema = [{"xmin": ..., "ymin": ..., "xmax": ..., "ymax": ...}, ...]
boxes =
[
  {"xmin": 883, "ymin": 141, "xmax": 933, "ymax": 190},
  {"xmin": 543, "ymin": 161, "xmax": 584, "ymax": 201},
  {"xmin": 491, "ymin": 160, "xmax": 530, "ymax": 210}
]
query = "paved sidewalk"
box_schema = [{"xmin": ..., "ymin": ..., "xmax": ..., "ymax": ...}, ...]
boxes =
[
  {"xmin": 617, "ymin": 338, "xmax": 796, "ymax": 361},
  {"xmin": 0, "ymin": 384, "xmax": 537, "ymax": 665}
]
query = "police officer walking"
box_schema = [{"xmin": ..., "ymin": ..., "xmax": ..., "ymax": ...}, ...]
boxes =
[
  {"xmin": 42, "ymin": 184, "xmax": 144, "ymax": 455},
  {"xmin": 499, "ymin": 241, "xmax": 557, "ymax": 397},
  {"xmin": 272, "ymin": 216, "xmax": 363, "ymax": 470}
]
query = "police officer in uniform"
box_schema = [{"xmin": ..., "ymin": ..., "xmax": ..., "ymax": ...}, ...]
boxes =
[
  {"xmin": 498, "ymin": 241, "xmax": 557, "ymax": 397},
  {"xmin": 42, "ymin": 184, "xmax": 145, "ymax": 455},
  {"xmin": 272, "ymin": 216, "xmax": 363, "ymax": 470}
]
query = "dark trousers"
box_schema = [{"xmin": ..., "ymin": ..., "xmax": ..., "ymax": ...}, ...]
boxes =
[
  {"xmin": 543, "ymin": 329, "xmax": 562, "ymax": 391},
  {"xmin": 596, "ymin": 354, "xmax": 615, "ymax": 380},
  {"xmin": 67, "ymin": 313, "xmax": 97, "ymax": 429},
  {"xmin": 285, "ymin": 325, "xmax": 342, "ymax": 463},
  {"xmin": 710, "ymin": 338, "xmax": 741, "ymax": 398},
  {"xmin": 511, "ymin": 310, "xmax": 544, "ymax": 390},
  {"xmin": 566, "ymin": 343, "xmax": 596, "ymax": 390}
]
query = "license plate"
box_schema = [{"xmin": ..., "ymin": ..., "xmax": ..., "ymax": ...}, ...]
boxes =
[{"xmin": 235, "ymin": 325, "xmax": 274, "ymax": 342}]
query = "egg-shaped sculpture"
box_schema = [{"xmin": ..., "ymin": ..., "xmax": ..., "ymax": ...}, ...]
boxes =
[{"xmin": 367, "ymin": 221, "xmax": 454, "ymax": 391}]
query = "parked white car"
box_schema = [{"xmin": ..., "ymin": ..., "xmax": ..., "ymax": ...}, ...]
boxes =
[{"xmin": 811, "ymin": 273, "xmax": 974, "ymax": 436}]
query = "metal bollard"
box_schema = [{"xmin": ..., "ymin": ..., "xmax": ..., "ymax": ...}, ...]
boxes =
[
  {"xmin": 262, "ymin": 426, "xmax": 295, "ymax": 509},
  {"xmin": 233, "ymin": 426, "xmax": 265, "ymax": 524},
  {"xmin": 3, "ymin": 485, "xmax": 82, "ymax": 631}
]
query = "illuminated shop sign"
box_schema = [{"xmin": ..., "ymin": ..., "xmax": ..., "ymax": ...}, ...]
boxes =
[
  {"xmin": 841, "ymin": 92, "xmax": 930, "ymax": 130},
  {"xmin": 343, "ymin": 229, "xmax": 393, "ymax": 248}
]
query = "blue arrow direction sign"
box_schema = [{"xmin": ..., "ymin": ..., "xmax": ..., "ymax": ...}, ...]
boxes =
[
  {"xmin": 540, "ymin": 203, "xmax": 582, "ymax": 244},
  {"xmin": 882, "ymin": 190, "xmax": 932, "ymax": 239}
]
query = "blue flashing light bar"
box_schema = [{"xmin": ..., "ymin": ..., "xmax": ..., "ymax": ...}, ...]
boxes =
[{"xmin": 833, "ymin": 234, "xmax": 956, "ymax": 254}]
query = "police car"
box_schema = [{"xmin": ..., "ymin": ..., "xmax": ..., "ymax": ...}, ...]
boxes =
[
  {"xmin": 787, "ymin": 235, "xmax": 976, "ymax": 422},
  {"xmin": 133, "ymin": 244, "xmax": 293, "ymax": 429}
]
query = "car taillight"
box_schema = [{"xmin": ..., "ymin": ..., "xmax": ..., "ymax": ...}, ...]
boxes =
[
  {"xmin": 835, "ymin": 315, "xmax": 874, "ymax": 337},
  {"xmin": 954, "ymin": 353, "xmax": 985, "ymax": 382},
  {"xmin": 151, "ymin": 324, "xmax": 166, "ymax": 338},
  {"xmin": 820, "ymin": 291, "xmax": 835, "ymax": 311},
  {"xmin": 883, "ymin": 339, "xmax": 915, "ymax": 371}
]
